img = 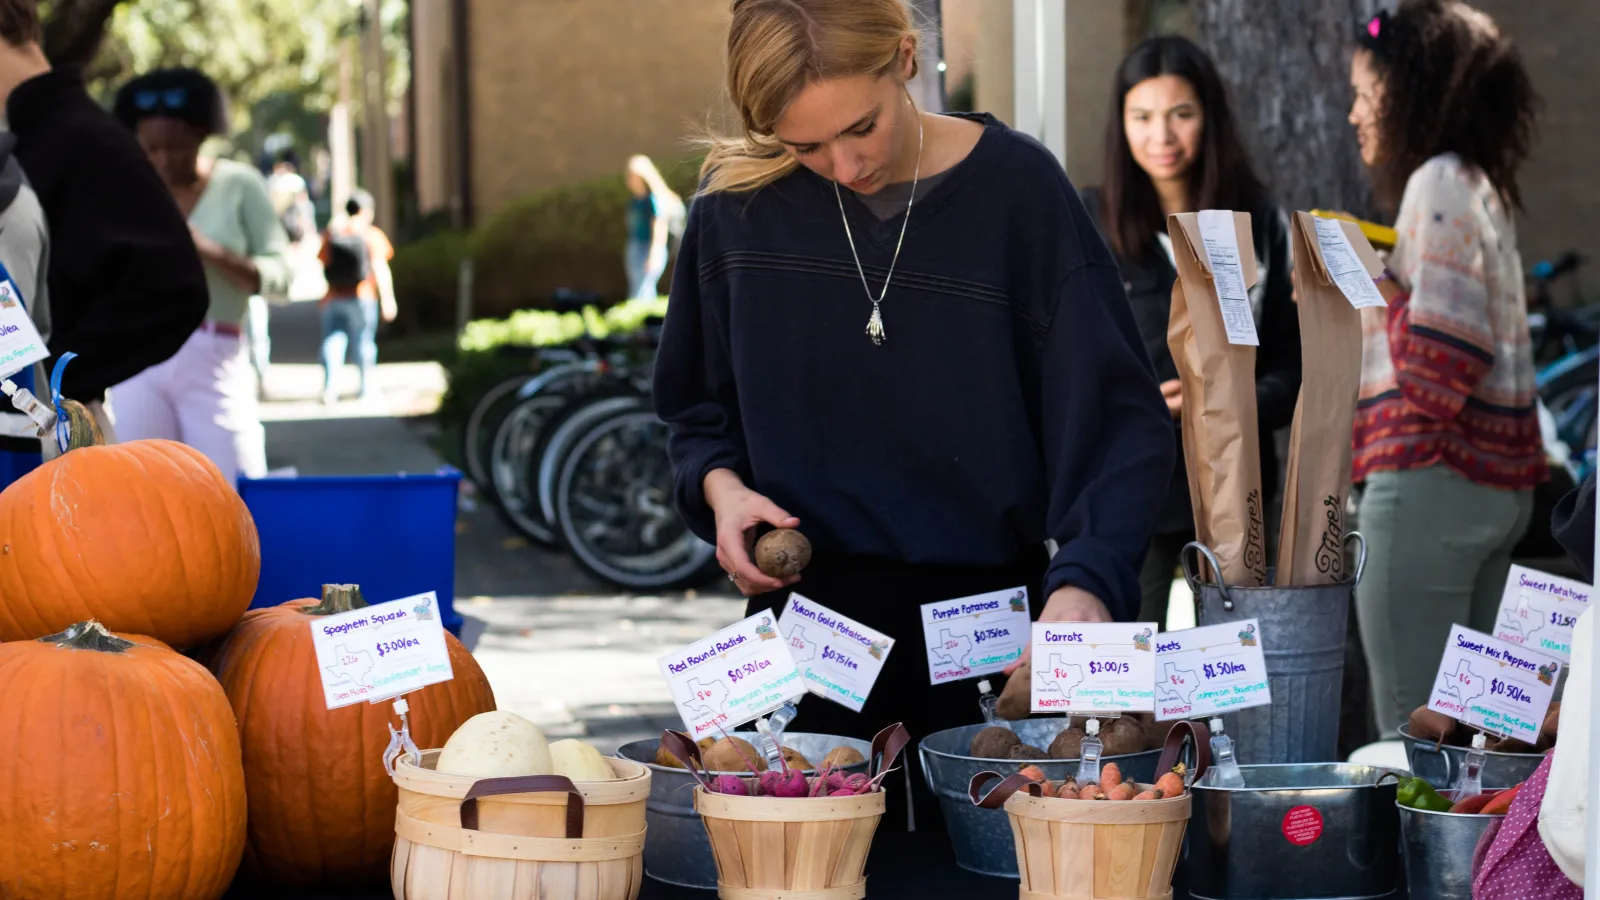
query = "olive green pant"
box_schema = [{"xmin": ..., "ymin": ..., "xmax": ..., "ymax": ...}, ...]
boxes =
[{"xmin": 1354, "ymin": 465, "xmax": 1533, "ymax": 738}]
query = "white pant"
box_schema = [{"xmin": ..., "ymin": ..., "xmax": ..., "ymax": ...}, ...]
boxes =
[{"xmin": 108, "ymin": 328, "xmax": 267, "ymax": 488}]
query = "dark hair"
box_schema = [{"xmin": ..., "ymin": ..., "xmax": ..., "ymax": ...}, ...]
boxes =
[
  {"xmin": 346, "ymin": 189, "xmax": 374, "ymax": 217},
  {"xmin": 0, "ymin": 0, "xmax": 40, "ymax": 47},
  {"xmin": 112, "ymin": 68, "xmax": 229, "ymax": 136},
  {"xmin": 1356, "ymin": 0, "xmax": 1538, "ymax": 211},
  {"xmin": 1098, "ymin": 36, "xmax": 1266, "ymax": 261}
]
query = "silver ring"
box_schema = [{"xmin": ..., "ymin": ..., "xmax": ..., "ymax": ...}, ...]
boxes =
[{"xmin": 728, "ymin": 572, "xmax": 738, "ymax": 582}]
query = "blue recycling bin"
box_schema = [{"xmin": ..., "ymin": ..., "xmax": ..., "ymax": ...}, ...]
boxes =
[{"xmin": 237, "ymin": 468, "xmax": 464, "ymax": 635}]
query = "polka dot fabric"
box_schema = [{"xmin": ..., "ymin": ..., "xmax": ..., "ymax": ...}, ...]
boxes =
[{"xmin": 1471, "ymin": 754, "xmax": 1581, "ymax": 900}]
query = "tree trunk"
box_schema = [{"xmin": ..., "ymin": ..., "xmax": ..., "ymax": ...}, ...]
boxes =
[
  {"xmin": 41, "ymin": 0, "xmax": 127, "ymax": 68},
  {"xmin": 1192, "ymin": 0, "xmax": 1381, "ymax": 218}
]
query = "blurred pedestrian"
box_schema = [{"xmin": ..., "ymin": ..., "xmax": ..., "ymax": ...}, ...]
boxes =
[
  {"xmin": 624, "ymin": 154, "xmax": 684, "ymax": 301},
  {"xmin": 0, "ymin": 0, "xmax": 208, "ymax": 448},
  {"xmin": 317, "ymin": 189, "xmax": 395, "ymax": 404},
  {"xmin": 1081, "ymin": 36, "xmax": 1301, "ymax": 629},
  {"xmin": 111, "ymin": 67, "xmax": 290, "ymax": 487},
  {"xmin": 1347, "ymin": 0, "xmax": 1545, "ymax": 735}
]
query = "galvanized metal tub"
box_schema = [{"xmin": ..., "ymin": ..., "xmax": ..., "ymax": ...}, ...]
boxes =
[
  {"xmin": 1185, "ymin": 762, "xmax": 1404, "ymax": 900},
  {"xmin": 1183, "ymin": 536, "xmax": 1367, "ymax": 765},
  {"xmin": 615, "ymin": 731, "xmax": 872, "ymax": 890},
  {"xmin": 919, "ymin": 720, "xmax": 1163, "ymax": 878},
  {"xmin": 1399, "ymin": 799, "xmax": 1504, "ymax": 900},
  {"xmin": 1397, "ymin": 724, "xmax": 1543, "ymax": 789}
]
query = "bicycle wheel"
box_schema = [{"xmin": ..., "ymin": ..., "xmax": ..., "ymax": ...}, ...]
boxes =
[
  {"xmin": 554, "ymin": 406, "xmax": 718, "ymax": 590},
  {"xmin": 486, "ymin": 366, "xmax": 612, "ymax": 545},
  {"xmin": 461, "ymin": 371, "xmax": 537, "ymax": 488},
  {"xmin": 532, "ymin": 391, "xmax": 651, "ymax": 546}
]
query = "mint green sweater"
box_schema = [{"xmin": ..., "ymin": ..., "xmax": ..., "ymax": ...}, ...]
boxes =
[{"xmin": 189, "ymin": 158, "xmax": 290, "ymax": 326}]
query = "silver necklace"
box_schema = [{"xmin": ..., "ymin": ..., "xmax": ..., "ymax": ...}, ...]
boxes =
[{"xmin": 833, "ymin": 111, "xmax": 923, "ymax": 346}]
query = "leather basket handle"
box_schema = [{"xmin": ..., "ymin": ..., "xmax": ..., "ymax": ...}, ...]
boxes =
[
  {"xmin": 1156, "ymin": 719, "xmax": 1213, "ymax": 785},
  {"xmin": 459, "ymin": 775, "xmax": 585, "ymax": 838},
  {"xmin": 660, "ymin": 730, "xmax": 715, "ymax": 789},
  {"xmin": 969, "ymin": 770, "xmax": 1044, "ymax": 808},
  {"xmin": 870, "ymin": 723, "xmax": 911, "ymax": 779}
]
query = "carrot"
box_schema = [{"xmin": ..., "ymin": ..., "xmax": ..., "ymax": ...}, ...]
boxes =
[
  {"xmin": 1078, "ymin": 785, "xmax": 1105, "ymax": 800},
  {"xmin": 1106, "ymin": 782, "xmax": 1137, "ymax": 801},
  {"xmin": 1017, "ymin": 765, "xmax": 1047, "ymax": 784},
  {"xmin": 1039, "ymin": 779, "xmax": 1060, "ymax": 798},
  {"xmin": 1100, "ymin": 762, "xmax": 1124, "ymax": 790},
  {"xmin": 1132, "ymin": 790, "xmax": 1158, "ymax": 801},
  {"xmin": 1154, "ymin": 771, "xmax": 1184, "ymax": 797},
  {"xmin": 1481, "ymin": 784, "xmax": 1522, "ymax": 816},
  {"xmin": 1447, "ymin": 792, "xmax": 1499, "ymax": 814}
]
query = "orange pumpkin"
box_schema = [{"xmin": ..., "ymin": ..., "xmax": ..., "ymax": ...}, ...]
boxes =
[
  {"xmin": 0, "ymin": 620, "xmax": 247, "ymax": 900},
  {"xmin": 210, "ymin": 584, "xmax": 497, "ymax": 887},
  {"xmin": 0, "ymin": 439, "xmax": 260, "ymax": 648}
]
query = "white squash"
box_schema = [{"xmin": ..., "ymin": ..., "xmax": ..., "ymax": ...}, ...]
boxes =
[
  {"xmin": 548, "ymin": 739, "xmax": 619, "ymax": 781},
  {"xmin": 435, "ymin": 710, "xmax": 552, "ymax": 777}
]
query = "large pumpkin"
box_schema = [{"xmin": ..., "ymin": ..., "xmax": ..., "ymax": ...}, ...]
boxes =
[
  {"xmin": 210, "ymin": 584, "xmax": 497, "ymax": 887},
  {"xmin": 0, "ymin": 439, "xmax": 260, "ymax": 648},
  {"xmin": 0, "ymin": 620, "xmax": 247, "ymax": 900}
]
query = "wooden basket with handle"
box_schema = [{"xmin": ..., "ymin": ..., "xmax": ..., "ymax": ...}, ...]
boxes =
[
  {"xmin": 660, "ymin": 723, "xmax": 910, "ymax": 900},
  {"xmin": 390, "ymin": 749, "xmax": 650, "ymax": 900},
  {"xmin": 969, "ymin": 720, "xmax": 1212, "ymax": 900}
]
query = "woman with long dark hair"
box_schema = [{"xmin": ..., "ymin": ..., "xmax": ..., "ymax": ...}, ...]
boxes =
[
  {"xmin": 1081, "ymin": 36, "xmax": 1301, "ymax": 628},
  {"xmin": 1348, "ymin": 0, "xmax": 1544, "ymax": 735}
]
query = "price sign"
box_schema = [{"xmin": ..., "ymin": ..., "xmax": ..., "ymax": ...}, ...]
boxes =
[
  {"xmin": 1030, "ymin": 622, "xmax": 1158, "ymax": 714},
  {"xmin": 658, "ymin": 611, "xmax": 805, "ymax": 739},
  {"xmin": 1493, "ymin": 564, "xmax": 1591, "ymax": 662},
  {"xmin": 777, "ymin": 594, "xmax": 894, "ymax": 712},
  {"xmin": 309, "ymin": 591, "xmax": 455, "ymax": 709},
  {"xmin": 0, "ymin": 262, "xmax": 46, "ymax": 380},
  {"xmin": 1427, "ymin": 624, "xmax": 1562, "ymax": 742},
  {"xmin": 1152, "ymin": 619, "xmax": 1272, "ymax": 721},
  {"xmin": 919, "ymin": 587, "xmax": 1032, "ymax": 685}
]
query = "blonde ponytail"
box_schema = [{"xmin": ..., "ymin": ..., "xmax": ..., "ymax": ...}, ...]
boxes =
[{"xmin": 697, "ymin": 0, "xmax": 920, "ymax": 195}]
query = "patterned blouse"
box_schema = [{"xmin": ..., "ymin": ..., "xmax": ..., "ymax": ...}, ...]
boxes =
[{"xmin": 1353, "ymin": 153, "xmax": 1546, "ymax": 489}]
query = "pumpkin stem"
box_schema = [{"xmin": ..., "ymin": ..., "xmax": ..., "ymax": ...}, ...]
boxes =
[
  {"xmin": 302, "ymin": 584, "xmax": 367, "ymax": 616},
  {"xmin": 57, "ymin": 399, "xmax": 106, "ymax": 452},
  {"xmin": 39, "ymin": 620, "xmax": 134, "ymax": 654}
]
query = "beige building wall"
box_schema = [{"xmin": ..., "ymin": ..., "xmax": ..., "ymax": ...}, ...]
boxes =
[{"xmin": 465, "ymin": 0, "xmax": 732, "ymax": 220}]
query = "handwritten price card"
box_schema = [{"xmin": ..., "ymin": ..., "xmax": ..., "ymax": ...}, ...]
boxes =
[
  {"xmin": 1427, "ymin": 624, "xmax": 1562, "ymax": 742},
  {"xmin": 309, "ymin": 591, "xmax": 455, "ymax": 709},
  {"xmin": 1494, "ymin": 564, "xmax": 1591, "ymax": 662},
  {"xmin": 920, "ymin": 587, "xmax": 1032, "ymax": 685},
  {"xmin": 1152, "ymin": 619, "xmax": 1272, "ymax": 721},
  {"xmin": 777, "ymin": 594, "xmax": 894, "ymax": 712},
  {"xmin": 1030, "ymin": 622, "xmax": 1158, "ymax": 714},
  {"xmin": 658, "ymin": 611, "xmax": 805, "ymax": 739}
]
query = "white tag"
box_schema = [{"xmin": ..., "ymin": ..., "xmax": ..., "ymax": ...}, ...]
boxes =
[
  {"xmin": 1313, "ymin": 217, "xmax": 1388, "ymax": 309},
  {"xmin": 1030, "ymin": 622, "xmax": 1159, "ymax": 714},
  {"xmin": 0, "ymin": 278, "xmax": 46, "ymax": 380},
  {"xmin": 777, "ymin": 594, "xmax": 894, "ymax": 713},
  {"xmin": 1197, "ymin": 210, "xmax": 1258, "ymax": 346},
  {"xmin": 920, "ymin": 587, "xmax": 1032, "ymax": 685},
  {"xmin": 309, "ymin": 591, "xmax": 455, "ymax": 710},
  {"xmin": 658, "ymin": 611, "xmax": 806, "ymax": 739},
  {"xmin": 1152, "ymin": 619, "xmax": 1272, "ymax": 721},
  {"xmin": 1494, "ymin": 564, "xmax": 1592, "ymax": 662},
  {"xmin": 1427, "ymin": 624, "xmax": 1561, "ymax": 742}
]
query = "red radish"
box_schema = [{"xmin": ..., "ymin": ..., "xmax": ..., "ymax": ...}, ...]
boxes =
[
  {"xmin": 763, "ymin": 768, "xmax": 809, "ymax": 798},
  {"xmin": 842, "ymin": 773, "xmax": 873, "ymax": 793},
  {"xmin": 830, "ymin": 788, "xmax": 858, "ymax": 797},
  {"xmin": 711, "ymin": 774, "xmax": 749, "ymax": 795}
]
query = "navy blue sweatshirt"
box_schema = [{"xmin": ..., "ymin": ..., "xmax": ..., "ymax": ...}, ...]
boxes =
[{"xmin": 652, "ymin": 114, "xmax": 1175, "ymax": 620}]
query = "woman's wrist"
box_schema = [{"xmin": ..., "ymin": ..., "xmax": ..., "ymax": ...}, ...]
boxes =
[{"xmin": 703, "ymin": 467, "xmax": 745, "ymax": 509}]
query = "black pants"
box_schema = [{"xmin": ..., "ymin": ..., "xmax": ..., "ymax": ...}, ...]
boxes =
[{"xmin": 744, "ymin": 548, "xmax": 1049, "ymax": 834}]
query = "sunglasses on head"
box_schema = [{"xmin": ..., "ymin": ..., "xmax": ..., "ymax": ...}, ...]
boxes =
[{"xmin": 133, "ymin": 87, "xmax": 189, "ymax": 112}]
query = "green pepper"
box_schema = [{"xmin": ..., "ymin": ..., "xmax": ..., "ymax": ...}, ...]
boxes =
[
  {"xmin": 1398, "ymin": 777, "xmax": 1452, "ymax": 812},
  {"xmin": 1397, "ymin": 777, "xmax": 1425, "ymax": 808}
]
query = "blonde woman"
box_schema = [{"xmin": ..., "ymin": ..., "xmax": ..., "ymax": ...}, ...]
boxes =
[
  {"xmin": 653, "ymin": 0, "xmax": 1173, "ymax": 832},
  {"xmin": 624, "ymin": 154, "xmax": 683, "ymax": 300}
]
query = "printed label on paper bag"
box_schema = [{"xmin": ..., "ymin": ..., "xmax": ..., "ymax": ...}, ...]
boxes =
[
  {"xmin": 1030, "ymin": 622, "xmax": 1158, "ymax": 714},
  {"xmin": 1494, "ymin": 564, "xmax": 1591, "ymax": 662},
  {"xmin": 920, "ymin": 587, "xmax": 1032, "ymax": 685},
  {"xmin": 778, "ymin": 593, "xmax": 894, "ymax": 712},
  {"xmin": 0, "ymin": 270, "xmax": 47, "ymax": 380},
  {"xmin": 1153, "ymin": 619, "xmax": 1272, "ymax": 721},
  {"xmin": 1312, "ymin": 217, "xmax": 1388, "ymax": 309},
  {"xmin": 1427, "ymin": 624, "xmax": 1561, "ymax": 742},
  {"xmin": 1197, "ymin": 209, "xmax": 1259, "ymax": 346},
  {"xmin": 310, "ymin": 591, "xmax": 455, "ymax": 710},
  {"xmin": 659, "ymin": 612, "xmax": 805, "ymax": 738}
]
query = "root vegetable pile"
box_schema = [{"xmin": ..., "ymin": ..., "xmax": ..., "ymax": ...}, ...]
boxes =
[
  {"xmin": 1015, "ymin": 759, "xmax": 1189, "ymax": 801},
  {"xmin": 698, "ymin": 734, "xmax": 889, "ymax": 798}
]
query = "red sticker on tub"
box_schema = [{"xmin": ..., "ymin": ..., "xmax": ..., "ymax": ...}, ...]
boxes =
[{"xmin": 1282, "ymin": 806, "xmax": 1323, "ymax": 846}]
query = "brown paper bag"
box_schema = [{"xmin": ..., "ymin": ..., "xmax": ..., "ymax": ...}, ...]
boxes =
[
  {"xmin": 1275, "ymin": 213, "xmax": 1380, "ymax": 585},
  {"xmin": 1166, "ymin": 211, "xmax": 1268, "ymax": 587}
]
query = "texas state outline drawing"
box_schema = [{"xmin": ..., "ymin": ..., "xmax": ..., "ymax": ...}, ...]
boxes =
[
  {"xmin": 1157, "ymin": 662, "xmax": 1198, "ymax": 704},
  {"xmin": 1438, "ymin": 661, "xmax": 1488, "ymax": 707},
  {"xmin": 930, "ymin": 629, "xmax": 973, "ymax": 667},
  {"xmin": 685, "ymin": 677, "xmax": 730, "ymax": 719},
  {"xmin": 325, "ymin": 645, "xmax": 375, "ymax": 688},
  {"xmin": 1037, "ymin": 655, "xmax": 1085, "ymax": 702},
  {"xmin": 787, "ymin": 625, "xmax": 818, "ymax": 663}
]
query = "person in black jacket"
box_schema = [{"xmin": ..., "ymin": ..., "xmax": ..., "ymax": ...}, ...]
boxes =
[
  {"xmin": 1081, "ymin": 36, "xmax": 1302, "ymax": 628},
  {"xmin": 0, "ymin": 0, "xmax": 207, "ymax": 435}
]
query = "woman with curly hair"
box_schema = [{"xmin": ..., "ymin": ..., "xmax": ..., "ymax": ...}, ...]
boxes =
[{"xmin": 1347, "ymin": 0, "xmax": 1545, "ymax": 735}]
